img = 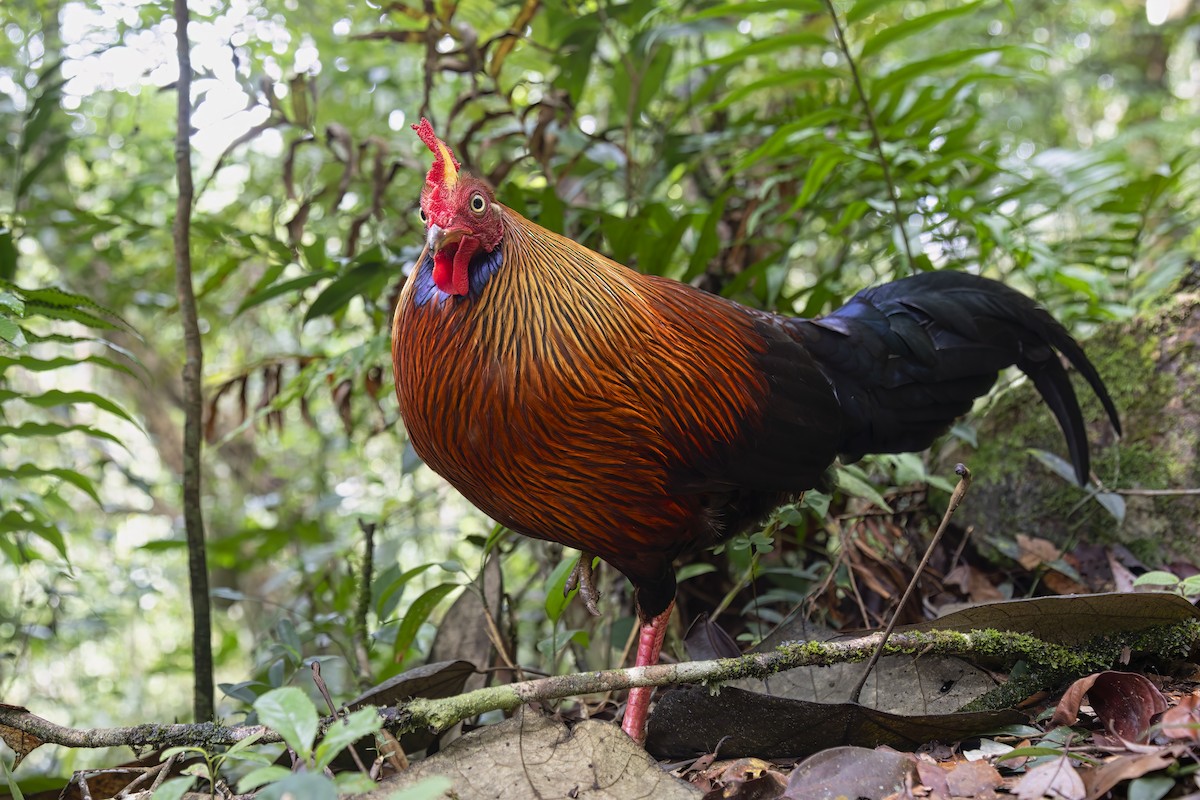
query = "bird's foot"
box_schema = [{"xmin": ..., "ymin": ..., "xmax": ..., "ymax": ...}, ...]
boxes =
[
  {"xmin": 564, "ymin": 552, "xmax": 601, "ymax": 616},
  {"xmin": 621, "ymin": 602, "xmax": 674, "ymax": 745}
]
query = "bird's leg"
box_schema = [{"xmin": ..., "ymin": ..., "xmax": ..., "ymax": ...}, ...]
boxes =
[
  {"xmin": 621, "ymin": 601, "xmax": 674, "ymax": 744},
  {"xmin": 564, "ymin": 552, "xmax": 601, "ymax": 616}
]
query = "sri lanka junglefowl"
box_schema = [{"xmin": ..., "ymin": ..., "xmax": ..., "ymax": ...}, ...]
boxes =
[{"xmin": 391, "ymin": 118, "xmax": 1121, "ymax": 742}]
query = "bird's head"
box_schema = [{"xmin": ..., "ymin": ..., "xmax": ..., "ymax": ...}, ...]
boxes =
[{"xmin": 412, "ymin": 118, "xmax": 503, "ymax": 296}]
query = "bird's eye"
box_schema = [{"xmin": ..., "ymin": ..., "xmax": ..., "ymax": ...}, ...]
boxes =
[
  {"xmin": 418, "ymin": 207, "xmax": 427, "ymax": 223},
  {"xmin": 469, "ymin": 193, "xmax": 487, "ymax": 214}
]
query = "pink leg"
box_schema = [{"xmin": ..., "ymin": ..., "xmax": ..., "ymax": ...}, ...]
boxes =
[{"xmin": 621, "ymin": 602, "xmax": 674, "ymax": 743}]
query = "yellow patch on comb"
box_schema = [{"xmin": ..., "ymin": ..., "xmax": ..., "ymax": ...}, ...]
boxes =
[{"xmin": 436, "ymin": 140, "xmax": 458, "ymax": 187}]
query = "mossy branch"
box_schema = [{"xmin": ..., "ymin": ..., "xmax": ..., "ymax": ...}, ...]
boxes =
[{"xmin": 5, "ymin": 619, "xmax": 1196, "ymax": 760}]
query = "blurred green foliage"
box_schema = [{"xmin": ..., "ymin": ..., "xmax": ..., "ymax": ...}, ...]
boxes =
[{"xmin": 0, "ymin": 0, "xmax": 1197, "ymax": 791}]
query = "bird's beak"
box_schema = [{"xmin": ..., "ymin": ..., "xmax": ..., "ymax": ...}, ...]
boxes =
[{"xmin": 427, "ymin": 224, "xmax": 466, "ymax": 254}]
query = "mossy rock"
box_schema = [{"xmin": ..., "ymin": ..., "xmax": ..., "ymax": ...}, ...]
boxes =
[{"xmin": 939, "ymin": 292, "xmax": 1200, "ymax": 566}]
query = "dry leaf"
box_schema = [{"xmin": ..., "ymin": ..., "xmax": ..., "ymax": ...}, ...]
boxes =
[
  {"xmin": 1082, "ymin": 750, "xmax": 1177, "ymax": 800},
  {"xmin": 0, "ymin": 721, "xmax": 44, "ymax": 769},
  {"xmin": 1051, "ymin": 671, "xmax": 1167, "ymax": 742},
  {"xmin": 784, "ymin": 746, "xmax": 917, "ymax": 800},
  {"xmin": 1012, "ymin": 755, "xmax": 1085, "ymax": 800},
  {"xmin": 943, "ymin": 565, "xmax": 1004, "ymax": 603},
  {"xmin": 1016, "ymin": 534, "xmax": 1061, "ymax": 570},
  {"xmin": 1160, "ymin": 691, "xmax": 1200, "ymax": 742},
  {"xmin": 913, "ymin": 759, "xmax": 950, "ymax": 799},
  {"xmin": 703, "ymin": 760, "xmax": 788, "ymax": 800},
  {"xmin": 1042, "ymin": 570, "xmax": 1088, "ymax": 596},
  {"xmin": 944, "ymin": 759, "xmax": 1001, "ymax": 799}
]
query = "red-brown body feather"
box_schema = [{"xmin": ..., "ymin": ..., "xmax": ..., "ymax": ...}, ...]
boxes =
[{"xmin": 394, "ymin": 206, "xmax": 841, "ymax": 611}]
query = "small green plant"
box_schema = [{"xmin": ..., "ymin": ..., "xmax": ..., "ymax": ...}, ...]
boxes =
[
  {"xmin": 1133, "ymin": 570, "xmax": 1200, "ymax": 600},
  {"xmin": 151, "ymin": 687, "xmax": 401, "ymax": 799}
]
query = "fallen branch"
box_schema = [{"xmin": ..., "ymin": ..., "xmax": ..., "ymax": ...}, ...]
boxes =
[{"xmin": 5, "ymin": 617, "xmax": 1196, "ymax": 757}]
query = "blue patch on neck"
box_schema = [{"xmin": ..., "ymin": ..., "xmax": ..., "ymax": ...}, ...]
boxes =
[{"xmin": 411, "ymin": 246, "xmax": 504, "ymax": 307}]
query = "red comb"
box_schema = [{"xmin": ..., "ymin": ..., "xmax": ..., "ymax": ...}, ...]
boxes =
[{"xmin": 412, "ymin": 118, "xmax": 460, "ymax": 188}]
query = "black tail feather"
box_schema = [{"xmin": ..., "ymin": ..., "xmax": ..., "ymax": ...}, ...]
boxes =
[{"xmin": 785, "ymin": 271, "xmax": 1120, "ymax": 486}]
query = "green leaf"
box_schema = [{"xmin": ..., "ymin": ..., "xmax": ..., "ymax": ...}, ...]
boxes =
[
  {"xmin": 150, "ymin": 777, "xmax": 195, "ymax": 800},
  {"xmin": 0, "ymin": 289, "xmax": 24, "ymax": 316},
  {"xmin": 536, "ymin": 628, "xmax": 590, "ymax": 657},
  {"xmin": 800, "ymin": 490, "xmax": 832, "ymax": 518},
  {"xmin": 333, "ymin": 773, "xmax": 378, "ymax": 794},
  {"xmin": 222, "ymin": 730, "xmax": 266, "ymax": 758},
  {"xmin": 1127, "ymin": 775, "xmax": 1174, "ymax": 800},
  {"xmin": 393, "ymin": 583, "xmax": 460, "ymax": 664},
  {"xmin": 677, "ymin": 563, "xmax": 717, "ymax": 582},
  {"xmin": 0, "ymin": 422, "xmax": 125, "ymax": 450},
  {"xmin": 859, "ymin": 2, "xmax": 983, "ymax": 59},
  {"xmin": 0, "ymin": 317, "xmax": 25, "ymax": 346},
  {"xmin": 4, "ymin": 283, "xmax": 131, "ymax": 329},
  {"xmin": 709, "ymin": 68, "xmax": 839, "ymax": 111},
  {"xmin": 237, "ymin": 766, "xmax": 294, "ymax": 794},
  {"xmin": 314, "ymin": 708, "xmax": 383, "ymax": 771},
  {"xmin": 845, "ymin": 0, "xmax": 898, "ymax": 25},
  {"xmin": 0, "ymin": 388, "xmax": 139, "ymax": 425},
  {"xmin": 17, "ymin": 139, "xmax": 71, "ymax": 201},
  {"xmin": 996, "ymin": 745, "xmax": 1070, "ymax": 760},
  {"xmin": 385, "ymin": 776, "xmax": 454, "ymax": 800},
  {"xmin": 1132, "ymin": 571, "xmax": 1179, "ymax": 589},
  {"xmin": 789, "ymin": 150, "xmax": 842, "ymax": 212},
  {"xmin": 872, "ymin": 46, "xmax": 1020, "ymax": 93},
  {"xmin": 0, "ymin": 353, "xmax": 137, "ymax": 380},
  {"xmin": 1, "ymin": 752, "xmax": 26, "ymax": 800},
  {"xmin": 735, "ymin": 108, "xmax": 851, "ymax": 171},
  {"xmin": 1093, "ymin": 491, "xmax": 1126, "ymax": 525},
  {"xmin": 257, "ymin": 774, "xmax": 336, "ymax": 800},
  {"xmin": 684, "ymin": 0, "xmax": 823, "ymax": 22},
  {"xmin": 552, "ymin": 15, "xmax": 600, "ymax": 106},
  {"xmin": 834, "ymin": 465, "xmax": 893, "ymax": 512},
  {"xmin": 0, "ymin": 509, "xmax": 68, "ymax": 558},
  {"xmin": 0, "ymin": 465, "xmax": 101, "ymax": 504},
  {"xmin": 0, "ymin": 228, "xmax": 17, "ymax": 282},
  {"xmin": 544, "ymin": 555, "xmax": 581, "ymax": 624},
  {"xmin": 375, "ymin": 562, "xmax": 438, "ymax": 620},
  {"xmin": 236, "ymin": 271, "xmax": 335, "ymax": 315},
  {"xmin": 1027, "ymin": 449, "xmax": 1081, "ymax": 485},
  {"xmin": 703, "ymin": 32, "xmax": 828, "ymax": 67},
  {"xmin": 303, "ymin": 260, "xmax": 387, "ymax": 323},
  {"xmin": 253, "ymin": 687, "xmax": 319, "ymax": 759},
  {"xmin": 684, "ymin": 191, "xmax": 729, "ymax": 280}
]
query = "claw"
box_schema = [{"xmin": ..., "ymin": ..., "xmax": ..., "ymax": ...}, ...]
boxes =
[{"xmin": 564, "ymin": 553, "xmax": 602, "ymax": 616}]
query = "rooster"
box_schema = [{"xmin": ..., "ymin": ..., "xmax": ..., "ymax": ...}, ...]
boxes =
[{"xmin": 392, "ymin": 119, "xmax": 1121, "ymax": 742}]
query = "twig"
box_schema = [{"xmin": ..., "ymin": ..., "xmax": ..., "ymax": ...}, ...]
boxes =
[
  {"xmin": 195, "ymin": 116, "xmax": 282, "ymax": 203},
  {"xmin": 1112, "ymin": 487, "xmax": 1200, "ymax": 496},
  {"xmin": 822, "ymin": 0, "xmax": 916, "ymax": 274},
  {"xmin": 115, "ymin": 760, "xmax": 173, "ymax": 797},
  {"xmin": 850, "ymin": 464, "xmax": 973, "ymax": 703},
  {"xmin": 151, "ymin": 753, "xmax": 179, "ymax": 794},
  {"xmin": 172, "ymin": 0, "xmax": 214, "ymax": 723},
  {"xmin": 311, "ymin": 662, "xmax": 370, "ymax": 776},
  {"xmin": 949, "ymin": 524, "xmax": 974, "ymax": 571}
]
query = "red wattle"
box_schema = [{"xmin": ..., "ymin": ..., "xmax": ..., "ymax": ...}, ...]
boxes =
[
  {"xmin": 432, "ymin": 251, "xmax": 453, "ymax": 293},
  {"xmin": 432, "ymin": 237, "xmax": 481, "ymax": 297},
  {"xmin": 451, "ymin": 237, "xmax": 479, "ymax": 296}
]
